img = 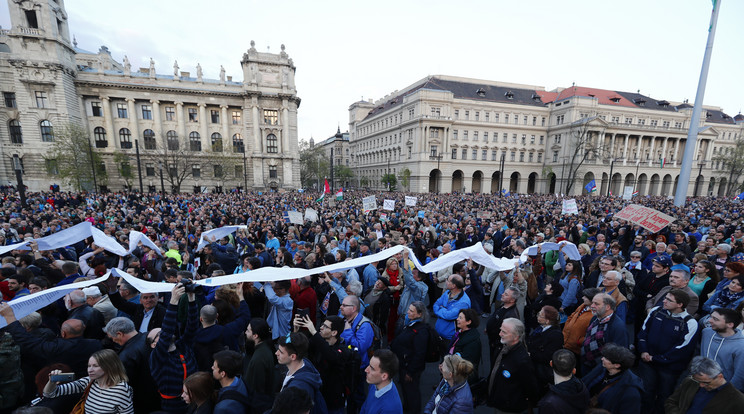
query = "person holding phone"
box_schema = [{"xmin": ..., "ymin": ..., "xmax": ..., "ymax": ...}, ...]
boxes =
[
  {"xmin": 294, "ymin": 314, "xmax": 348, "ymax": 414},
  {"xmin": 44, "ymin": 348, "xmax": 134, "ymax": 414}
]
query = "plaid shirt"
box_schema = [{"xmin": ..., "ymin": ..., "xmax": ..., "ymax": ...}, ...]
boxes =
[{"xmin": 581, "ymin": 313, "xmax": 613, "ymax": 363}]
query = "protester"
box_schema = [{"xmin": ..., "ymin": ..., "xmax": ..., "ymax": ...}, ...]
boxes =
[
  {"xmin": 390, "ymin": 301, "xmax": 428, "ymax": 413},
  {"xmin": 699, "ymin": 308, "xmax": 744, "ymax": 391},
  {"xmin": 424, "ymin": 354, "xmax": 474, "ymax": 414},
  {"xmin": 665, "ymin": 356, "xmax": 744, "ymax": 414},
  {"xmin": 486, "ymin": 318, "xmax": 538, "ymax": 412},
  {"xmin": 182, "ymin": 371, "xmax": 216, "ymax": 414},
  {"xmin": 212, "ymin": 350, "xmax": 250, "ymax": 414},
  {"xmin": 581, "ymin": 343, "xmax": 642, "ymax": 414},
  {"xmin": 360, "ymin": 349, "xmax": 403, "ymax": 414},
  {"xmin": 536, "ymin": 349, "xmax": 590, "ymax": 414},
  {"xmin": 449, "ymin": 308, "xmax": 481, "ymax": 383},
  {"xmin": 276, "ymin": 332, "xmax": 328, "ymax": 414}
]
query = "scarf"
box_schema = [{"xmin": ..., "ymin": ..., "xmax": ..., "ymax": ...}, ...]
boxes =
[
  {"xmin": 716, "ymin": 288, "xmax": 744, "ymax": 308},
  {"xmin": 488, "ymin": 342, "xmax": 516, "ymax": 392}
]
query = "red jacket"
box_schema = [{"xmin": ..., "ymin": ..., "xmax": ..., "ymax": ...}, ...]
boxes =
[{"xmin": 294, "ymin": 286, "xmax": 317, "ymax": 324}]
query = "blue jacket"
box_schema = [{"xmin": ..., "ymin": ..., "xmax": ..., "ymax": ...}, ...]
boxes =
[
  {"xmin": 194, "ymin": 300, "xmax": 251, "ymax": 352},
  {"xmin": 581, "ymin": 365, "xmax": 643, "ymax": 414},
  {"xmin": 340, "ymin": 312, "xmax": 374, "ymax": 368},
  {"xmin": 363, "ymin": 264, "xmax": 380, "ymax": 296},
  {"xmin": 283, "ymin": 359, "xmax": 328, "ymax": 414},
  {"xmin": 424, "ymin": 380, "xmax": 473, "ymax": 414},
  {"xmin": 433, "ymin": 290, "xmax": 471, "ymax": 340},
  {"xmin": 703, "ymin": 289, "xmax": 744, "ymax": 313},
  {"xmin": 637, "ymin": 306, "xmax": 698, "ymax": 372},
  {"xmin": 398, "ymin": 266, "xmax": 428, "ymax": 315},
  {"xmin": 214, "ymin": 377, "xmax": 249, "ymax": 414}
]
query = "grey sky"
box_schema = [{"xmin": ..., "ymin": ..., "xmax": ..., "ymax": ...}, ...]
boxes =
[{"xmin": 2, "ymin": 0, "xmax": 741, "ymax": 142}]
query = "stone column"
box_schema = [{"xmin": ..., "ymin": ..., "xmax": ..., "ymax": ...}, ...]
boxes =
[
  {"xmin": 281, "ymin": 100, "xmax": 289, "ymax": 154},
  {"xmin": 673, "ymin": 139, "xmax": 681, "ymax": 166},
  {"xmin": 126, "ymin": 98, "xmax": 137, "ymax": 142},
  {"xmin": 609, "ymin": 133, "xmax": 616, "ymax": 158},
  {"xmin": 661, "ymin": 137, "xmax": 669, "ymax": 165},
  {"xmin": 151, "ymin": 100, "xmax": 162, "ymax": 140},
  {"xmin": 252, "ymin": 99, "xmax": 261, "ymax": 154},
  {"xmin": 100, "ymin": 96, "xmax": 115, "ymax": 149},
  {"xmin": 622, "ymin": 135, "xmax": 629, "ymax": 165},
  {"xmin": 705, "ymin": 139, "xmax": 714, "ymax": 162},
  {"xmin": 647, "ymin": 136, "xmax": 656, "ymax": 166},
  {"xmin": 175, "ymin": 102, "xmax": 186, "ymax": 143},
  {"xmin": 220, "ymin": 105, "xmax": 229, "ymax": 151},
  {"xmin": 198, "ymin": 104, "xmax": 208, "ymax": 150}
]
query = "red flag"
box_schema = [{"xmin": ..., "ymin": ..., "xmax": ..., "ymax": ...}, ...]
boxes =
[{"xmin": 323, "ymin": 179, "xmax": 330, "ymax": 194}]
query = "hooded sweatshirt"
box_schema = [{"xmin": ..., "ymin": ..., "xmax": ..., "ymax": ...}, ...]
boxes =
[
  {"xmin": 700, "ymin": 327, "xmax": 744, "ymax": 391},
  {"xmin": 537, "ymin": 375, "xmax": 590, "ymax": 414},
  {"xmin": 282, "ymin": 358, "xmax": 328, "ymax": 414}
]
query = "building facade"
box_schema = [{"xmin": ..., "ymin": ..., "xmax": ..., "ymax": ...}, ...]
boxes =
[
  {"xmin": 313, "ymin": 127, "xmax": 351, "ymax": 189},
  {"xmin": 0, "ymin": 0, "xmax": 301, "ymax": 192},
  {"xmin": 349, "ymin": 75, "xmax": 743, "ymax": 196}
]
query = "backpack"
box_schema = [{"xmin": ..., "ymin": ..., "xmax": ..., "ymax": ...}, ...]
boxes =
[
  {"xmin": 339, "ymin": 341, "xmax": 361, "ymax": 398},
  {"xmin": 353, "ymin": 316, "xmax": 382, "ymax": 358},
  {"xmin": 216, "ymin": 389, "xmax": 252, "ymax": 414},
  {"xmin": 414, "ymin": 323, "xmax": 446, "ymax": 363}
]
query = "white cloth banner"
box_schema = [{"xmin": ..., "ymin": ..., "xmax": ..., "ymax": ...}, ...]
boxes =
[
  {"xmin": 127, "ymin": 231, "xmax": 162, "ymax": 257},
  {"xmin": 405, "ymin": 196, "xmax": 417, "ymax": 206},
  {"xmin": 561, "ymin": 199, "xmax": 578, "ymax": 215},
  {"xmin": 304, "ymin": 208, "xmax": 319, "ymax": 222},
  {"xmin": 0, "ymin": 273, "xmax": 111, "ymax": 328},
  {"xmin": 0, "ymin": 241, "xmax": 31, "ymax": 256},
  {"xmin": 520, "ymin": 241, "xmax": 581, "ymax": 263},
  {"xmin": 362, "ymin": 196, "xmax": 377, "ymax": 211},
  {"xmin": 383, "ymin": 199, "xmax": 395, "ymax": 211},
  {"xmin": 196, "ymin": 225, "xmax": 247, "ymax": 252}
]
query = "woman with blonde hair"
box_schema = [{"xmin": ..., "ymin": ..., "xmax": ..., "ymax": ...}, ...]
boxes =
[
  {"xmin": 44, "ymin": 349, "xmax": 133, "ymax": 413},
  {"xmin": 425, "ymin": 354, "xmax": 474, "ymax": 414}
]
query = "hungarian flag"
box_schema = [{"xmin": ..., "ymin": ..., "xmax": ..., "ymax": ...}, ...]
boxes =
[
  {"xmin": 660, "ymin": 157, "xmax": 666, "ymax": 169},
  {"xmin": 335, "ymin": 188, "xmax": 343, "ymax": 200},
  {"xmin": 632, "ymin": 189, "xmax": 639, "ymax": 197},
  {"xmin": 316, "ymin": 179, "xmax": 330, "ymax": 202}
]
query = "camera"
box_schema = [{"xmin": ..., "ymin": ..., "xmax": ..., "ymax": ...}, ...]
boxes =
[{"xmin": 180, "ymin": 278, "xmax": 198, "ymax": 293}]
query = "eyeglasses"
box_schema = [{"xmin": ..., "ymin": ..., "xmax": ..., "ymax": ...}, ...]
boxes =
[
  {"xmin": 340, "ymin": 303, "xmax": 353, "ymax": 308},
  {"xmin": 689, "ymin": 376, "xmax": 714, "ymax": 385},
  {"xmin": 319, "ymin": 324, "xmax": 332, "ymax": 330}
]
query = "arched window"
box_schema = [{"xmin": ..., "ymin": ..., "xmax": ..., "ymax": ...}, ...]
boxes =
[
  {"xmin": 233, "ymin": 133, "xmax": 244, "ymax": 153},
  {"xmin": 211, "ymin": 132, "xmax": 223, "ymax": 152},
  {"xmin": 143, "ymin": 129, "xmax": 156, "ymax": 150},
  {"xmin": 266, "ymin": 133, "xmax": 278, "ymax": 153},
  {"xmin": 167, "ymin": 130, "xmax": 179, "ymax": 151},
  {"xmin": 8, "ymin": 120, "xmax": 22, "ymax": 144},
  {"xmin": 119, "ymin": 128, "xmax": 132, "ymax": 149},
  {"xmin": 40, "ymin": 120, "xmax": 54, "ymax": 142},
  {"xmin": 94, "ymin": 127, "xmax": 107, "ymax": 148},
  {"xmin": 189, "ymin": 131, "xmax": 201, "ymax": 151}
]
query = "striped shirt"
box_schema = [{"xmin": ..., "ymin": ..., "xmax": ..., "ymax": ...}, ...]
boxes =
[{"xmin": 45, "ymin": 377, "xmax": 134, "ymax": 414}]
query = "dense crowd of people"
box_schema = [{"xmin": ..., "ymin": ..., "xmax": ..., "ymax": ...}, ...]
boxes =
[{"xmin": 1, "ymin": 188, "xmax": 744, "ymax": 414}]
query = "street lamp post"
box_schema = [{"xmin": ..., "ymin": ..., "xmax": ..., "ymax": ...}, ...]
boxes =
[
  {"xmin": 693, "ymin": 160, "xmax": 706, "ymax": 196},
  {"xmin": 158, "ymin": 161, "xmax": 165, "ymax": 194},
  {"xmin": 12, "ymin": 155, "xmax": 27, "ymax": 209},
  {"xmin": 429, "ymin": 151, "xmax": 443, "ymax": 193},
  {"xmin": 499, "ymin": 153, "xmax": 506, "ymax": 194},
  {"xmin": 242, "ymin": 144, "xmax": 248, "ymax": 193}
]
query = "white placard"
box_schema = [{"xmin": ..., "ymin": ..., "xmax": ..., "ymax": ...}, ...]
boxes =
[
  {"xmin": 561, "ymin": 199, "xmax": 578, "ymax": 215},
  {"xmin": 304, "ymin": 208, "xmax": 318, "ymax": 222},
  {"xmin": 383, "ymin": 199, "xmax": 395, "ymax": 211},
  {"xmin": 405, "ymin": 196, "xmax": 417, "ymax": 206},
  {"xmin": 286, "ymin": 211, "xmax": 304, "ymax": 225},
  {"xmin": 363, "ymin": 195, "xmax": 377, "ymax": 211},
  {"xmin": 622, "ymin": 186, "xmax": 634, "ymax": 200}
]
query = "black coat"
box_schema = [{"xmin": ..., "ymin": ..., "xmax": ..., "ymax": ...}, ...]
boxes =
[
  {"xmin": 4, "ymin": 320, "xmax": 102, "ymax": 378},
  {"xmin": 308, "ymin": 332, "xmax": 347, "ymax": 410},
  {"xmin": 109, "ymin": 291, "xmax": 166, "ymax": 332},
  {"xmin": 390, "ymin": 320, "xmax": 428, "ymax": 377},
  {"xmin": 536, "ymin": 375, "xmax": 590, "ymax": 414},
  {"xmin": 118, "ymin": 332, "xmax": 160, "ymax": 413},
  {"xmin": 526, "ymin": 326, "xmax": 564, "ymax": 389},
  {"xmin": 487, "ymin": 342, "xmax": 538, "ymax": 411},
  {"xmin": 67, "ymin": 304, "xmax": 106, "ymax": 340}
]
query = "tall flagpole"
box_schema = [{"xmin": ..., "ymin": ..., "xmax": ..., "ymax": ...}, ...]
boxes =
[{"xmin": 675, "ymin": 0, "xmax": 721, "ymax": 206}]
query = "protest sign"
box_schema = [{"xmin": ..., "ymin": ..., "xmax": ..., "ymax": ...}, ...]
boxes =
[
  {"xmin": 615, "ymin": 204, "xmax": 675, "ymax": 233},
  {"xmin": 284, "ymin": 211, "xmax": 304, "ymax": 225},
  {"xmin": 561, "ymin": 199, "xmax": 578, "ymax": 215},
  {"xmin": 623, "ymin": 186, "xmax": 634, "ymax": 201},
  {"xmin": 418, "ymin": 210, "xmax": 425, "ymax": 218},
  {"xmin": 383, "ymin": 199, "xmax": 395, "ymax": 211},
  {"xmin": 405, "ymin": 196, "xmax": 417, "ymax": 206},
  {"xmin": 304, "ymin": 208, "xmax": 318, "ymax": 222},
  {"xmin": 362, "ymin": 195, "xmax": 377, "ymax": 211}
]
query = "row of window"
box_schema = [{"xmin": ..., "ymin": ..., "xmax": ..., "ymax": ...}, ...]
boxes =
[
  {"xmin": 445, "ymin": 147, "xmax": 543, "ymax": 163},
  {"xmin": 3, "ymin": 91, "xmax": 48, "ymax": 109},
  {"xmin": 453, "ymin": 110, "xmax": 547, "ymax": 127},
  {"xmin": 7, "ymin": 119, "xmax": 54, "ymax": 144},
  {"xmin": 452, "ymin": 130, "xmax": 545, "ymax": 145},
  {"xmin": 92, "ymin": 127, "xmax": 254, "ymax": 152},
  {"xmin": 89, "ymin": 101, "xmax": 279, "ymax": 126}
]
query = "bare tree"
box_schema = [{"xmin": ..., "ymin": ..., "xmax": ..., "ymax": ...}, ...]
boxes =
[
  {"xmin": 713, "ymin": 137, "xmax": 744, "ymax": 196},
  {"xmin": 563, "ymin": 116, "xmax": 608, "ymax": 194},
  {"xmin": 144, "ymin": 132, "xmax": 193, "ymax": 193},
  {"xmin": 206, "ymin": 146, "xmax": 242, "ymax": 190},
  {"xmin": 46, "ymin": 123, "xmax": 107, "ymax": 191}
]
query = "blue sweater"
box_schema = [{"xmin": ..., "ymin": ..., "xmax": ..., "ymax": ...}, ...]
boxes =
[
  {"xmin": 433, "ymin": 291, "xmax": 471, "ymax": 340},
  {"xmin": 360, "ymin": 383, "xmax": 403, "ymax": 414}
]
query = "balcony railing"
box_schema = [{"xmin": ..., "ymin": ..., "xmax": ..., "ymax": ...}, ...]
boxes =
[
  {"xmin": 606, "ymin": 121, "xmax": 686, "ymax": 132},
  {"xmin": 19, "ymin": 27, "xmax": 42, "ymax": 35}
]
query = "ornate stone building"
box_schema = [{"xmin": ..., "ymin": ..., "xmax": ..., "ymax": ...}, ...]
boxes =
[
  {"xmin": 349, "ymin": 75, "xmax": 743, "ymax": 196},
  {"xmin": 0, "ymin": 0, "xmax": 301, "ymax": 192},
  {"xmin": 314, "ymin": 127, "xmax": 351, "ymax": 189}
]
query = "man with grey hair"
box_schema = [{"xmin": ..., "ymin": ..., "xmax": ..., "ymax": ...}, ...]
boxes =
[
  {"xmin": 646, "ymin": 268, "xmax": 700, "ymax": 316},
  {"xmin": 66, "ymin": 289, "xmax": 105, "ymax": 339},
  {"xmin": 83, "ymin": 285, "xmax": 117, "ymax": 324},
  {"xmin": 581, "ymin": 292, "xmax": 628, "ymax": 373},
  {"xmin": 600, "ymin": 270, "xmax": 628, "ymax": 322},
  {"xmin": 105, "ymin": 317, "xmax": 160, "ymax": 412},
  {"xmin": 666, "ymin": 356, "xmax": 744, "ymax": 413},
  {"xmin": 487, "ymin": 317, "xmax": 538, "ymax": 412}
]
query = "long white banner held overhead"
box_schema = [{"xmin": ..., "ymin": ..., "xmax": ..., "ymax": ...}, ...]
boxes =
[
  {"xmin": 0, "ymin": 272, "xmax": 111, "ymax": 329},
  {"xmin": 196, "ymin": 225, "xmax": 247, "ymax": 252},
  {"xmin": 128, "ymin": 230, "xmax": 163, "ymax": 257},
  {"xmin": 520, "ymin": 241, "xmax": 581, "ymax": 264}
]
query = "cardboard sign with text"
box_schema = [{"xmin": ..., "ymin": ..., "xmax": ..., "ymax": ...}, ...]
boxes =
[
  {"xmin": 561, "ymin": 199, "xmax": 578, "ymax": 215},
  {"xmin": 405, "ymin": 196, "xmax": 417, "ymax": 206},
  {"xmin": 362, "ymin": 195, "xmax": 377, "ymax": 211},
  {"xmin": 615, "ymin": 204, "xmax": 675, "ymax": 233},
  {"xmin": 383, "ymin": 199, "xmax": 395, "ymax": 211}
]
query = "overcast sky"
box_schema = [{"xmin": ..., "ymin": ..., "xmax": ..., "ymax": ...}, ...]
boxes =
[{"xmin": 2, "ymin": 0, "xmax": 741, "ymax": 142}]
